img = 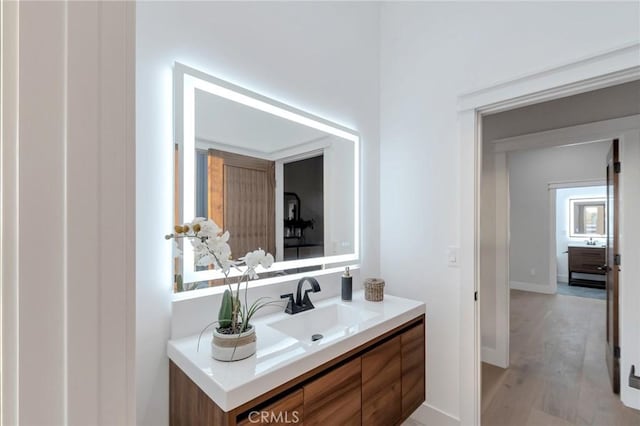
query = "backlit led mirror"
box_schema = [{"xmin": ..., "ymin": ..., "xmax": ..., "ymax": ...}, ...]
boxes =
[
  {"xmin": 174, "ymin": 63, "xmax": 359, "ymax": 292},
  {"xmin": 569, "ymin": 197, "xmax": 606, "ymax": 237}
]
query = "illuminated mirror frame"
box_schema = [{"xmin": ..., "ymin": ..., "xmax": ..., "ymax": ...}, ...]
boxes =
[
  {"xmin": 569, "ymin": 197, "xmax": 606, "ymax": 238},
  {"xmin": 174, "ymin": 62, "xmax": 360, "ymax": 287}
]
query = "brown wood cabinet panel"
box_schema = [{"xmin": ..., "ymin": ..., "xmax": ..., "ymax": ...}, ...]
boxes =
[
  {"xmin": 402, "ymin": 322, "xmax": 425, "ymax": 418},
  {"xmin": 568, "ymin": 246, "xmax": 606, "ymax": 287},
  {"xmin": 568, "ymin": 246, "xmax": 605, "ymax": 274},
  {"xmin": 362, "ymin": 336, "xmax": 402, "ymax": 425},
  {"xmin": 170, "ymin": 361, "xmax": 231, "ymax": 426},
  {"xmin": 303, "ymin": 357, "xmax": 361, "ymax": 426},
  {"xmin": 237, "ymin": 389, "xmax": 303, "ymax": 426},
  {"xmin": 170, "ymin": 360, "xmax": 201, "ymax": 426}
]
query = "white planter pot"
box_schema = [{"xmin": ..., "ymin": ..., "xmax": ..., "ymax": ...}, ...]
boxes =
[{"xmin": 211, "ymin": 326, "xmax": 256, "ymax": 362}]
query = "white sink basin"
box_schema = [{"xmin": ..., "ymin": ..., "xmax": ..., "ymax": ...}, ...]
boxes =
[{"xmin": 267, "ymin": 303, "xmax": 380, "ymax": 345}]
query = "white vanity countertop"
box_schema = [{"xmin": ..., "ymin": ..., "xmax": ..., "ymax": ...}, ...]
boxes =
[
  {"xmin": 167, "ymin": 291, "xmax": 425, "ymax": 412},
  {"xmin": 568, "ymin": 243, "xmax": 606, "ymax": 248}
]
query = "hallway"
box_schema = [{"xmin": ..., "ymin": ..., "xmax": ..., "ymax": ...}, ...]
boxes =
[{"xmin": 482, "ymin": 290, "xmax": 640, "ymax": 426}]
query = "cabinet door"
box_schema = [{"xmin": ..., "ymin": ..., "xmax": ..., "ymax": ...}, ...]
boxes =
[
  {"xmin": 362, "ymin": 335, "xmax": 402, "ymax": 425},
  {"xmin": 237, "ymin": 389, "xmax": 303, "ymax": 426},
  {"xmin": 170, "ymin": 361, "xmax": 231, "ymax": 426},
  {"xmin": 402, "ymin": 322, "xmax": 425, "ymax": 418},
  {"xmin": 303, "ymin": 357, "xmax": 361, "ymax": 425}
]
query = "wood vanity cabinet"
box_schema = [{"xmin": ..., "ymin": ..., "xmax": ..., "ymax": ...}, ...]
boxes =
[
  {"xmin": 303, "ymin": 358, "xmax": 361, "ymax": 425},
  {"xmin": 362, "ymin": 336, "xmax": 402, "ymax": 425},
  {"xmin": 568, "ymin": 246, "xmax": 606, "ymax": 287},
  {"xmin": 401, "ymin": 321, "xmax": 425, "ymax": 418},
  {"xmin": 170, "ymin": 315, "xmax": 425, "ymax": 426},
  {"xmin": 237, "ymin": 390, "xmax": 303, "ymax": 426}
]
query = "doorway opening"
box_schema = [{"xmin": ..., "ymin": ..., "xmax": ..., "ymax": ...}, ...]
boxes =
[
  {"xmin": 283, "ymin": 154, "xmax": 324, "ymax": 262},
  {"xmin": 553, "ymin": 183, "xmax": 607, "ymax": 300},
  {"xmin": 478, "ymin": 85, "xmax": 640, "ymax": 422},
  {"xmin": 480, "ymin": 139, "xmax": 633, "ymax": 424},
  {"xmin": 458, "ymin": 44, "xmax": 640, "ymax": 426}
]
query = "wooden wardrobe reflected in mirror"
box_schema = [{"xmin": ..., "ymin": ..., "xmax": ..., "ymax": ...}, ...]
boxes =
[{"xmin": 206, "ymin": 149, "xmax": 275, "ymax": 260}]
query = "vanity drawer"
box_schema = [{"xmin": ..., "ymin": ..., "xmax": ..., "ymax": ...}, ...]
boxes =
[
  {"xmin": 237, "ymin": 389, "xmax": 303, "ymax": 426},
  {"xmin": 362, "ymin": 336, "xmax": 402, "ymax": 425},
  {"xmin": 303, "ymin": 357, "xmax": 361, "ymax": 425},
  {"xmin": 402, "ymin": 321, "xmax": 425, "ymax": 418},
  {"xmin": 568, "ymin": 246, "xmax": 605, "ymax": 274}
]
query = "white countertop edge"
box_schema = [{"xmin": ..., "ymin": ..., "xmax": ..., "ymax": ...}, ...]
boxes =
[{"xmin": 168, "ymin": 293, "xmax": 426, "ymax": 412}]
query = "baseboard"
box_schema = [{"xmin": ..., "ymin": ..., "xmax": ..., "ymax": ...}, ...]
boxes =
[
  {"xmin": 557, "ymin": 274, "xmax": 568, "ymax": 283},
  {"xmin": 481, "ymin": 346, "xmax": 508, "ymax": 368},
  {"xmin": 410, "ymin": 402, "xmax": 460, "ymax": 426},
  {"xmin": 510, "ymin": 280, "xmax": 555, "ymax": 294}
]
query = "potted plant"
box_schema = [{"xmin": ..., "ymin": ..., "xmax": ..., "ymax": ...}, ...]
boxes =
[{"xmin": 166, "ymin": 217, "xmax": 277, "ymax": 361}]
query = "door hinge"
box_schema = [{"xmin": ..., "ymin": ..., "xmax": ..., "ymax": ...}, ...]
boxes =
[
  {"xmin": 614, "ymin": 254, "xmax": 621, "ymax": 266},
  {"xmin": 614, "ymin": 161, "xmax": 621, "ymax": 173},
  {"xmin": 615, "ymin": 346, "xmax": 621, "ymax": 358},
  {"xmin": 474, "ymin": 291, "xmax": 478, "ymax": 301}
]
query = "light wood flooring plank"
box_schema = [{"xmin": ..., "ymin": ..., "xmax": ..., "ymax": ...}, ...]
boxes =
[{"xmin": 482, "ymin": 290, "xmax": 640, "ymax": 426}]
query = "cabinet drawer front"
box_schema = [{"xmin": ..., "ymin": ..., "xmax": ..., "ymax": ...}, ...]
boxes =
[
  {"xmin": 237, "ymin": 389, "xmax": 303, "ymax": 426},
  {"xmin": 362, "ymin": 336, "xmax": 402, "ymax": 425},
  {"xmin": 402, "ymin": 323, "xmax": 425, "ymax": 418},
  {"xmin": 569, "ymin": 248, "xmax": 605, "ymax": 260},
  {"xmin": 304, "ymin": 358, "xmax": 361, "ymax": 425},
  {"xmin": 569, "ymin": 247, "xmax": 606, "ymax": 274}
]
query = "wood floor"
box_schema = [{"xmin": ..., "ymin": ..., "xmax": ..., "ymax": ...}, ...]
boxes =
[{"xmin": 482, "ymin": 290, "xmax": 640, "ymax": 426}]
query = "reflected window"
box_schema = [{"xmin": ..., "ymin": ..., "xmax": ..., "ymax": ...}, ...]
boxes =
[{"xmin": 569, "ymin": 198, "xmax": 606, "ymax": 237}]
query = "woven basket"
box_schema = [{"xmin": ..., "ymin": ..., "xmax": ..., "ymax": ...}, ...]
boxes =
[{"xmin": 364, "ymin": 278, "xmax": 385, "ymax": 302}]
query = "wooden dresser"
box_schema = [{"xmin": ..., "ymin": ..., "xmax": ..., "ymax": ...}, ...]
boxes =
[{"xmin": 568, "ymin": 245, "xmax": 606, "ymax": 288}]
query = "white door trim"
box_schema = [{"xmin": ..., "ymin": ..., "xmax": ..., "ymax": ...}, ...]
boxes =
[
  {"xmin": 548, "ymin": 187, "xmax": 558, "ymax": 294},
  {"xmin": 493, "ymin": 114, "xmax": 640, "ymax": 153},
  {"xmin": 548, "ymin": 178, "xmax": 608, "ymax": 189},
  {"xmin": 458, "ymin": 42, "xmax": 640, "ymax": 113},
  {"xmin": 495, "ymin": 151, "xmax": 510, "ymax": 368},
  {"xmin": 458, "ymin": 42, "xmax": 640, "ymax": 426}
]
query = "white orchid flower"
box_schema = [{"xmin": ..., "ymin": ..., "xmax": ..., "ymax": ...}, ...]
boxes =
[
  {"xmin": 218, "ymin": 258, "xmax": 234, "ymax": 275},
  {"xmin": 196, "ymin": 254, "xmax": 214, "ymax": 267},
  {"xmin": 242, "ymin": 249, "xmax": 265, "ymax": 269},
  {"xmin": 171, "ymin": 218, "xmax": 273, "ymax": 290},
  {"xmin": 200, "ymin": 222, "xmax": 221, "ymax": 239},
  {"xmin": 247, "ymin": 267, "xmax": 260, "ymax": 280},
  {"xmin": 260, "ymin": 253, "xmax": 274, "ymax": 268},
  {"xmin": 240, "ymin": 249, "xmax": 274, "ymax": 280}
]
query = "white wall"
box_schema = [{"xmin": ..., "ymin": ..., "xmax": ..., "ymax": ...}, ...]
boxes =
[
  {"xmin": 509, "ymin": 142, "xmax": 610, "ymax": 291},
  {"xmin": 556, "ymin": 186, "xmax": 607, "ymax": 283},
  {"xmin": 379, "ymin": 1, "xmax": 640, "ymax": 422},
  {"xmin": 136, "ymin": 3, "xmax": 380, "ymax": 425},
  {"xmin": 1, "ymin": 2, "xmax": 135, "ymax": 424}
]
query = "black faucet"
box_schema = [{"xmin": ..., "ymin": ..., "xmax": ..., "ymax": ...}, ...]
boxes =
[{"xmin": 280, "ymin": 277, "xmax": 321, "ymax": 314}]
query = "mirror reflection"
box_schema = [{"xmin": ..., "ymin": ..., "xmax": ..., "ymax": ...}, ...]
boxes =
[
  {"xmin": 174, "ymin": 65, "xmax": 358, "ymax": 291},
  {"xmin": 570, "ymin": 198, "xmax": 606, "ymax": 237}
]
